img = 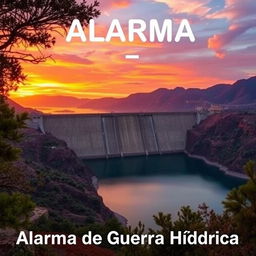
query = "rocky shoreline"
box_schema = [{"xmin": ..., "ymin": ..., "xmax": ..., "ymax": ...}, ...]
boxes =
[
  {"xmin": 186, "ymin": 112, "xmax": 256, "ymax": 176},
  {"xmin": 185, "ymin": 151, "xmax": 248, "ymax": 180}
]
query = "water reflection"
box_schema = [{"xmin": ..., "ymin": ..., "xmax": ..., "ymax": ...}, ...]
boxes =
[{"xmin": 85, "ymin": 154, "xmax": 244, "ymax": 228}]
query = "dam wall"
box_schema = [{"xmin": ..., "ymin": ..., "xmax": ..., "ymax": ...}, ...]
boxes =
[{"xmin": 42, "ymin": 112, "xmax": 197, "ymax": 158}]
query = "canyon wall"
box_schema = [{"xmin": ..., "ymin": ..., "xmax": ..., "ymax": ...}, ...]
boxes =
[{"xmin": 186, "ymin": 112, "xmax": 256, "ymax": 174}]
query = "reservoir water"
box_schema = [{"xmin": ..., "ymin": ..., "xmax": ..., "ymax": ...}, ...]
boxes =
[{"xmin": 85, "ymin": 154, "xmax": 244, "ymax": 228}]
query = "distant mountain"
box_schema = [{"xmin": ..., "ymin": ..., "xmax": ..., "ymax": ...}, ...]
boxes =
[
  {"xmin": 12, "ymin": 95, "xmax": 88, "ymax": 108},
  {"xmin": 13, "ymin": 76, "xmax": 256, "ymax": 112},
  {"xmin": 7, "ymin": 98, "xmax": 41, "ymax": 114}
]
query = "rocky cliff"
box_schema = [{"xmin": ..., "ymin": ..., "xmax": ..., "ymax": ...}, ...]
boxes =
[
  {"xmin": 17, "ymin": 128, "xmax": 114, "ymax": 225},
  {"xmin": 186, "ymin": 112, "xmax": 256, "ymax": 174}
]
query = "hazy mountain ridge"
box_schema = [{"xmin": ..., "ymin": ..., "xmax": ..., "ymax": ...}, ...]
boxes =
[
  {"xmin": 7, "ymin": 98, "xmax": 42, "ymax": 114},
  {"xmin": 7, "ymin": 98, "xmax": 25, "ymax": 112},
  {"xmin": 13, "ymin": 76, "xmax": 256, "ymax": 112}
]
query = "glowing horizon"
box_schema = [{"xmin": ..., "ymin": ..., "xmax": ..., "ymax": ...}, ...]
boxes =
[{"xmin": 9, "ymin": 0, "xmax": 256, "ymax": 104}]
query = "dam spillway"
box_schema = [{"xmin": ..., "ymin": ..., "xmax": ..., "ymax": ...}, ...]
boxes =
[{"xmin": 42, "ymin": 112, "xmax": 198, "ymax": 158}]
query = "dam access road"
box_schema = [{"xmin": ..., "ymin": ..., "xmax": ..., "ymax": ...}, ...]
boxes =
[{"xmin": 31, "ymin": 112, "xmax": 205, "ymax": 158}]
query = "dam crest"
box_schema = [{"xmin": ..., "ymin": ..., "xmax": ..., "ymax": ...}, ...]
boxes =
[{"xmin": 29, "ymin": 112, "xmax": 206, "ymax": 159}]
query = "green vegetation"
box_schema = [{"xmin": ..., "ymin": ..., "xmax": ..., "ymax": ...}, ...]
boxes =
[
  {"xmin": 0, "ymin": 193, "xmax": 35, "ymax": 229},
  {"xmin": 29, "ymin": 165, "xmax": 102, "ymax": 220},
  {"xmin": 0, "ymin": 98, "xmax": 34, "ymax": 229},
  {"xmin": 21, "ymin": 161, "xmax": 254, "ymax": 255},
  {"xmin": 120, "ymin": 161, "xmax": 256, "ymax": 256},
  {"xmin": 0, "ymin": 0, "xmax": 100, "ymax": 233},
  {"xmin": 0, "ymin": 97, "xmax": 28, "ymax": 191},
  {"xmin": 30, "ymin": 216, "xmax": 125, "ymax": 251},
  {"xmin": 223, "ymin": 160, "xmax": 256, "ymax": 247},
  {"xmin": 0, "ymin": 1, "xmax": 255, "ymax": 255}
]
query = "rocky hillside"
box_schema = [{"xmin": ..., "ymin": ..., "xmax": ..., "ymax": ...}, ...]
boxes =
[
  {"xmin": 186, "ymin": 112, "xmax": 256, "ymax": 174},
  {"xmin": 17, "ymin": 128, "xmax": 114, "ymax": 225}
]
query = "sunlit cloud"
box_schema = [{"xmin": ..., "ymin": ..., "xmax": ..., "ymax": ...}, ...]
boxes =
[
  {"xmin": 52, "ymin": 54, "xmax": 94, "ymax": 65},
  {"xmin": 9, "ymin": 0, "xmax": 256, "ymax": 107},
  {"xmin": 97, "ymin": 0, "xmax": 133, "ymax": 10},
  {"xmin": 208, "ymin": 0, "xmax": 256, "ymax": 57}
]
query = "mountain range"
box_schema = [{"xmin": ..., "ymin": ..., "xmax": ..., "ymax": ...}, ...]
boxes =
[
  {"xmin": 7, "ymin": 98, "xmax": 41, "ymax": 114},
  {"xmin": 13, "ymin": 76, "xmax": 256, "ymax": 112}
]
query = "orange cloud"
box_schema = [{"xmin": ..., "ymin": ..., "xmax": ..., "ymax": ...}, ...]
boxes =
[
  {"xmin": 98, "ymin": 0, "xmax": 133, "ymax": 10},
  {"xmin": 207, "ymin": 0, "xmax": 256, "ymax": 57},
  {"xmin": 112, "ymin": 0, "xmax": 131, "ymax": 8},
  {"xmin": 208, "ymin": 21, "xmax": 256, "ymax": 58},
  {"xmin": 8, "ymin": 0, "xmax": 255, "ymax": 108},
  {"xmin": 208, "ymin": 35, "xmax": 223, "ymax": 51}
]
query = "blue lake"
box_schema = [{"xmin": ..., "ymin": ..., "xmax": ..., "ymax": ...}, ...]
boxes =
[{"xmin": 85, "ymin": 154, "xmax": 244, "ymax": 228}]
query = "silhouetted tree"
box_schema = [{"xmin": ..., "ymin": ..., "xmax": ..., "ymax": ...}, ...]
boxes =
[
  {"xmin": 0, "ymin": 97, "xmax": 33, "ymax": 229},
  {"xmin": 0, "ymin": 0, "xmax": 101, "ymax": 231},
  {"xmin": 0, "ymin": 97, "xmax": 28, "ymax": 191},
  {"xmin": 0, "ymin": 0, "xmax": 100, "ymax": 94}
]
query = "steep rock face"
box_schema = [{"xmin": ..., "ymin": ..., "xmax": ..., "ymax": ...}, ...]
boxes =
[
  {"xmin": 17, "ymin": 128, "xmax": 114, "ymax": 224},
  {"xmin": 186, "ymin": 113, "xmax": 256, "ymax": 173}
]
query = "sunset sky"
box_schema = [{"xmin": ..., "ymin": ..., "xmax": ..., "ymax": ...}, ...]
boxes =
[{"xmin": 10, "ymin": 0, "xmax": 256, "ymax": 101}]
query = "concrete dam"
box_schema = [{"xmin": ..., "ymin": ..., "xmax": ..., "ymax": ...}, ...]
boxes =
[{"xmin": 39, "ymin": 112, "xmax": 199, "ymax": 158}]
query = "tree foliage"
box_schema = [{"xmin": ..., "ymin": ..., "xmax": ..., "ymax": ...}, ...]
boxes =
[
  {"xmin": 0, "ymin": 97, "xmax": 27, "ymax": 158},
  {"xmin": 122, "ymin": 162, "xmax": 256, "ymax": 256},
  {"xmin": 0, "ymin": 96, "xmax": 28, "ymax": 192},
  {"xmin": 0, "ymin": 192, "xmax": 35, "ymax": 229},
  {"xmin": 223, "ymin": 160, "xmax": 256, "ymax": 248},
  {"xmin": 0, "ymin": 97, "xmax": 34, "ymax": 229},
  {"xmin": 0, "ymin": 0, "xmax": 101, "ymax": 232},
  {"xmin": 0, "ymin": 0, "xmax": 100, "ymax": 95},
  {"xmin": 0, "ymin": 55, "xmax": 25, "ymax": 95}
]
